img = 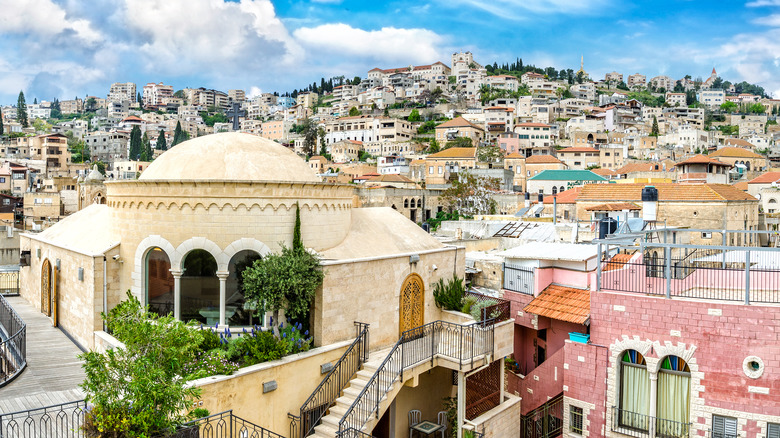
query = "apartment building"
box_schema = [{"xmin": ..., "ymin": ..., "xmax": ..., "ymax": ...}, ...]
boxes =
[
  {"xmin": 60, "ymin": 99, "xmax": 83, "ymax": 114},
  {"xmin": 627, "ymin": 73, "xmax": 646, "ymax": 88},
  {"xmin": 108, "ymin": 82, "xmax": 137, "ymax": 103},
  {"xmin": 143, "ymin": 82, "xmax": 174, "ymax": 108},
  {"xmin": 697, "ymin": 89, "xmax": 725, "ymax": 108},
  {"xmin": 605, "ymin": 71, "xmax": 623, "ymax": 83},
  {"xmin": 514, "ymin": 122, "xmax": 554, "ymax": 156},
  {"xmin": 228, "ymin": 89, "xmax": 245, "ymax": 103},
  {"xmin": 424, "ymin": 147, "xmax": 477, "ymax": 186},
  {"xmin": 649, "ymin": 75, "xmax": 673, "ymax": 91},
  {"xmin": 261, "ymin": 120, "xmax": 293, "ymax": 142},
  {"xmin": 186, "ymin": 88, "xmax": 230, "ymax": 110},
  {"xmin": 484, "ymin": 107, "xmax": 516, "ymax": 140},
  {"xmin": 434, "ymin": 116, "xmax": 486, "ymax": 145},
  {"xmin": 85, "ymin": 131, "xmax": 130, "ymax": 164},
  {"xmin": 556, "ymin": 146, "xmax": 600, "ymax": 170},
  {"xmin": 486, "ymin": 75, "xmax": 520, "ymax": 92}
]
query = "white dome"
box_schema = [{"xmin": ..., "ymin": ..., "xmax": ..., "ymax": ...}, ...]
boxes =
[{"xmin": 139, "ymin": 132, "xmax": 319, "ymax": 183}]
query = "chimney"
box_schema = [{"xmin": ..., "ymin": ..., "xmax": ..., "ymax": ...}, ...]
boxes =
[{"xmin": 641, "ymin": 186, "xmax": 658, "ymax": 222}]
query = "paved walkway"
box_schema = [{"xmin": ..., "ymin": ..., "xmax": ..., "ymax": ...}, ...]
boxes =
[{"xmin": 0, "ymin": 296, "xmax": 85, "ymax": 413}]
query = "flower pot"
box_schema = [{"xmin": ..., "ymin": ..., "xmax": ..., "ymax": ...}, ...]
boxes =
[{"xmin": 568, "ymin": 332, "xmax": 590, "ymax": 344}]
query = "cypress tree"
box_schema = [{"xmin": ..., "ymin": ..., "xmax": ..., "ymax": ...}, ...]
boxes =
[
  {"xmin": 650, "ymin": 116, "xmax": 660, "ymax": 137},
  {"xmin": 0, "ymin": 108, "xmax": 4, "ymax": 135},
  {"xmin": 156, "ymin": 130, "xmax": 167, "ymax": 150},
  {"xmin": 172, "ymin": 121, "xmax": 183, "ymax": 146},
  {"xmin": 129, "ymin": 125, "xmax": 142, "ymax": 159},
  {"xmin": 140, "ymin": 131, "xmax": 153, "ymax": 161},
  {"xmin": 17, "ymin": 91, "xmax": 28, "ymax": 128},
  {"xmin": 293, "ymin": 203, "xmax": 303, "ymax": 253}
]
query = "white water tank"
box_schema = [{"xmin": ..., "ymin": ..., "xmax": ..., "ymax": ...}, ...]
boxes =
[{"xmin": 642, "ymin": 186, "xmax": 658, "ymax": 222}]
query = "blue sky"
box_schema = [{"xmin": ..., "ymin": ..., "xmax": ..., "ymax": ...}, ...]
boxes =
[{"xmin": 1, "ymin": 0, "xmax": 780, "ymax": 105}]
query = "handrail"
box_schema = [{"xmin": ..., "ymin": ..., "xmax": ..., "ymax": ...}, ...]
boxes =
[
  {"xmin": 0, "ymin": 294, "xmax": 26, "ymax": 387},
  {"xmin": 290, "ymin": 322, "xmax": 369, "ymax": 438},
  {"xmin": 337, "ymin": 319, "xmax": 496, "ymax": 436},
  {"xmin": 183, "ymin": 409, "xmax": 286, "ymax": 438}
]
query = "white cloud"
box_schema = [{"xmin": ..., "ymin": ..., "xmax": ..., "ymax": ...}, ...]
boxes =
[
  {"xmin": 123, "ymin": 0, "xmax": 303, "ymax": 73},
  {"xmin": 746, "ymin": 0, "xmax": 780, "ymax": 6},
  {"xmin": 293, "ymin": 24, "xmax": 445, "ymax": 64},
  {"xmin": 448, "ymin": 0, "xmax": 610, "ymax": 18},
  {"xmin": 0, "ymin": 0, "xmax": 102, "ymax": 44},
  {"xmin": 754, "ymin": 13, "xmax": 780, "ymax": 26},
  {"xmin": 247, "ymin": 86, "xmax": 263, "ymax": 98}
]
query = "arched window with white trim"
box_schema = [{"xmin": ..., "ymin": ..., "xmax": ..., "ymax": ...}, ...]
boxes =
[
  {"xmin": 619, "ymin": 349, "xmax": 650, "ymax": 431},
  {"xmin": 656, "ymin": 355, "xmax": 691, "ymax": 437}
]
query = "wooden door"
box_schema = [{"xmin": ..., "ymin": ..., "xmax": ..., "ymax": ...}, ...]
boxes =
[
  {"xmin": 399, "ymin": 273, "xmax": 424, "ymax": 335},
  {"xmin": 41, "ymin": 259, "xmax": 51, "ymax": 317}
]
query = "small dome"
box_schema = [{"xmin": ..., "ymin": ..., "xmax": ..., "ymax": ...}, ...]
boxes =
[
  {"xmin": 85, "ymin": 165, "xmax": 104, "ymax": 182},
  {"xmin": 139, "ymin": 132, "xmax": 319, "ymax": 183}
]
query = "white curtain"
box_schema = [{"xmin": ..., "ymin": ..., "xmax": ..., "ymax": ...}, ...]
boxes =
[
  {"xmin": 657, "ymin": 371, "xmax": 690, "ymax": 437},
  {"xmin": 620, "ymin": 364, "xmax": 650, "ymax": 430}
]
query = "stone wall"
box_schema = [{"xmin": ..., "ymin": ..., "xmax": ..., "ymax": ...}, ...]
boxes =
[
  {"xmin": 562, "ymin": 340, "xmax": 609, "ymax": 438},
  {"xmin": 316, "ymin": 247, "xmax": 465, "ymax": 350},
  {"xmin": 470, "ymin": 394, "xmax": 522, "ymax": 438},
  {"xmin": 514, "ymin": 346, "xmax": 565, "ymax": 414},
  {"xmin": 192, "ymin": 340, "xmax": 351, "ymax": 435}
]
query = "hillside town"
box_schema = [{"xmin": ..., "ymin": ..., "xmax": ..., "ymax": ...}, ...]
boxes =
[{"xmin": 0, "ymin": 49, "xmax": 779, "ymax": 438}]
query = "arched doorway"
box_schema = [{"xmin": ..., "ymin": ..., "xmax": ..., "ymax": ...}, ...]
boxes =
[
  {"xmin": 41, "ymin": 259, "xmax": 52, "ymax": 317},
  {"xmin": 226, "ymin": 250, "xmax": 262, "ymax": 326},
  {"xmin": 146, "ymin": 247, "xmax": 174, "ymax": 317},
  {"xmin": 399, "ymin": 273, "xmax": 424, "ymax": 335},
  {"xmin": 181, "ymin": 249, "xmax": 219, "ymax": 324}
]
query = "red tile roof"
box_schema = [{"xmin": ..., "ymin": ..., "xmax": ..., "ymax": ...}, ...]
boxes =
[
  {"xmin": 526, "ymin": 155, "xmax": 562, "ymax": 164},
  {"xmin": 427, "ymin": 147, "xmax": 477, "ymax": 159},
  {"xmin": 578, "ymin": 183, "xmax": 756, "ymax": 202},
  {"xmin": 710, "ymin": 147, "xmax": 764, "ymax": 159},
  {"xmin": 516, "ymin": 122, "xmax": 551, "ymax": 128},
  {"xmin": 523, "ymin": 284, "xmax": 590, "ymax": 325},
  {"xmin": 542, "ymin": 186, "xmax": 582, "ymax": 204},
  {"xmin": 674, "ymin": 154, "xmax": 730, "ymax": 167},
  {"xmin": 559, "ymin": 146, "xmax": 599, "ymax": 153},
  {"xmin": 748, "ymin": 172, "xmax": 780, "ymax": 184},
  {"xmin": 603, "ymin": 253, "xmax": 636, "ymax": 272},
  {"xmin": 436, "ymin": 116, "xmax": 485, "ymax": 131},
  {"xmin": 585, "ymin": 202, "xmax": 641, "ymax": 211},
  {"xmin": 591, "ymin": 168, "xmax": 617, "ymax": 176}
]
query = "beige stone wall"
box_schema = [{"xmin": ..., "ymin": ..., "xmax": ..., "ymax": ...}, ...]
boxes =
[
  {"xmin": 470, "ymin": 395, "xmax": 522, "ymax": 438},
  {"xmin": 315, "ymin": 247, "xmax": 465, "ymax": 350},
  {"xmin": 192, "ymin": 340, "xmax": 351, "ymax": 435},
  {"xmin": 19, "ymin": 235, "xmax": 121, "ymax": 349},
  {"xmin": 392, "ymin": 366, "xmax": 456, "ymax": 436},
  {"xmin": 105, "ymin": 181, "xmax": 354, "ymax": 301},
  {"xmin": 472, "ymin": 259, "xmax": 504, "ymax": 291}
]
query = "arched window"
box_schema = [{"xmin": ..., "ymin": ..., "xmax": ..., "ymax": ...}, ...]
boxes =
[
  {"xmin": 619, "ymin": 350, "xmax": 650, "ymax": 431},
  {"xmin": 404, "ymin": 199, "xmax": 409, "ymax": 208},
  {"xmin": 552, "ymin": 186, "xmax": 558, "ymax": 195},
  {"xmin": 146, "ymin": 247, "xmax": 173, "ymax": 317},
  {"xmin": 560, "ymin": 186, "xmax": 565, "ymax": 193},
  {"xmin": 226, "ymin": 250, "xmax": 262, "ymax": 326},
  {"xmin": 181, "ymin": 249, "xmax": 218, "ymax": 324},
  {"xmin": 416, "ymin": 199, "xmax": 422, "ymax": 208},
  {"xmin": 656, "ymin": 356, "xmax": 690, "ymax": 437}
]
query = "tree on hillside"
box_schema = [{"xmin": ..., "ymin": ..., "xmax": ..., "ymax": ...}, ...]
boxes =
[
  {"xmin": 0, "ymin": 108, "xmax": 4, "ymax": 135},
  {"xmin": 441, "ymin": 171, "xmax": 500, "ymax": 216},
  {"xmin": 17, "ymin": 91, "xmax": 28, "ymax": 128},
  {"xmin": 650, "ymin": 116, "xmax": 660, "ymax": 137},
  {"xmin": 428, "ymin": 139, "xmax": 440, "ymax": 154},
  {"xmin": 720, "ymin": 101, "xmax": 737, "ymax": 113},
  {"xmin": 129, "ymin": 125, "xmax": 142, "ymax": 160},
  {"xmin": 352, "ymin": 76, "xmax": 361, "ymax": 86},
  {"xmin": 140, "ymin": 131, "xmax": 153, "ymax": 161},
  {"xmin": 348, "ymin": 107, "xmax": 360, "ymax": 117},
  {"xmin": 408, "ymin": 109, "xmax": 421, "ymax": 122},
  {"xmin": 444, "ymin": 137, "xmax": 473, "ymax": 149},
  {"xmin": 156, "ymin": 130, "xmax": 167, "ymax": 151},
  {"xmin": 136, "ymin": 91, "xmax": 143, "ymax": 105},
  {"xmin": 172, "ymin": 121, "xmax": 183, "ymax": 146}
]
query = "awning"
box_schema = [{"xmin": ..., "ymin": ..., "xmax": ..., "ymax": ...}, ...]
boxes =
[{"xmin": 523, "ymin": 284, "xmax": 590, "ymax": 325}]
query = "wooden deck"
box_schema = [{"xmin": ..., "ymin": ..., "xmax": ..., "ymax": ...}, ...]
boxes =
[{"xmin": 0, "ymin": 296, "xmax": 85, "ymax": 413}]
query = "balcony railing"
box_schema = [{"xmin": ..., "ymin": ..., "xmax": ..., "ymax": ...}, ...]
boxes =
[
  {"xmin": 0, "ymin": 400, "xmax": 86, "ymax": 438},
  {"xmin": 337, "ymin": 319, "xmax": 496, "ymax": 436},
  {"xmin": 183, "ymin": 410, "xmax": 285, "ymax": 438},
  {"xmin": 290, "ymin": 322, "xmax": 369, "ymax": 438},
  {"xmin": 0, "ymin": 294, "xmax": 26, "ymax": 387},
  {"xmin": 610, "ymin": 406, "xmax": 691, "ymax": 438},
  {"xmin": 597, "ymin": 238, "xmax": 780, "ymax": 304},
  {"xmin": 465, "ymin": 291, "xmax": 511, "ymax": 322}
]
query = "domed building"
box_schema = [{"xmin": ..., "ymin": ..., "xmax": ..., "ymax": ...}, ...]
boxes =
[{"xmin": 19, "ymin": 133, "xmax": 463, "ymax": 350}]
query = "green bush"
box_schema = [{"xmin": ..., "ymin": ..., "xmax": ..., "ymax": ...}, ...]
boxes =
[
  {"xmin": 469, "ymin": 299, "xmax": 498, "ymax": 321},
  {"xmin": 461, "ymin": 296, "xmax": 477, "ymax": 315},
  {"xmin": 432, "ymin": 274, "xmax": 466, "ymax": 311}
]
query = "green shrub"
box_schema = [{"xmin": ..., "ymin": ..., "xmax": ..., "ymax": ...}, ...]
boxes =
[
  {"xmin": 279, "ymin": 321, "xmax": 312, "ymax": 354},
  {"xmin": 461, "ymin": 296, "xmax": 477, "ymax": 315},
  {"xmin": 470, "ymin": 299, "xmax": 498, "ymax": 321},
  {"xmin": 227, "ymin": 331, "xmax": 288, "ymax": 366},
  {"xmin": 181, "ymin": 349, "xmax": 239, "ymax": 380},
  {"xmin": 432, "ymin": 274, "xmax": 466, "ymax": 311},
  {"xmin": 198, "ymin": 328, "xmax": 222, "ymax": 352}
]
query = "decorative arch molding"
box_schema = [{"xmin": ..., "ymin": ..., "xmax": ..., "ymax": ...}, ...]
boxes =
[
  {"xmin": 173, "ymin": 237, "xmax": 228, "ymax": 272},
  {"xmin": 111, "ymin": 199, "xmax": 350, "ymax": 213},
  {"xmin": 223, "ymin": 238, "xmax": 272, "ymax": 263},
  {"xmin": 131, "ymin": 235, "xmax": 177, "ymax": 302}
]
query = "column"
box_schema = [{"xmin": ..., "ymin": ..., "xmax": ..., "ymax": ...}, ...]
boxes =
[
  {"xmin": 217, "ymin": 271, "xmax": 230, "ymax": 326},
  {"xmin": 170, "ymin": 269, "xmax": 182, "ymax": 321},
  {"xmin": 457, "ymin": 371, "xmax": 466, "ymax": 438},
  {"xmin": 649, "ymin": 373, "xmax": 658, "ymax": 438}
]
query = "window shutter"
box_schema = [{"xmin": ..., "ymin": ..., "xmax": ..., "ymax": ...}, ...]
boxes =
[
  {"xmin": 713, "ymin": 416, "xmax": 724, "ymax": 437},
  {"xmin": 768, "ymin": 423, "xmax": 780, "ymax": 438},
  {"xmin": 724, "ymin": 417, "xmax": 737, "ymax": 437}
]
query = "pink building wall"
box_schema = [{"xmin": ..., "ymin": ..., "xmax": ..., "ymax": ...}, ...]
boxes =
[
  {"xmin": 564, "ymin": 340, "xmax": 609, "ymax": 437},
  {"xmin": 512, "ymin": 347, "xmax": 566, "ymax": 415}
]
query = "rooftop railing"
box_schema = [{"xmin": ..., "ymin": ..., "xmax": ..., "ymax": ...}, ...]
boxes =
[{"xmin": 596, "ymin": 229, "xmax": 780, "ymax": 304}]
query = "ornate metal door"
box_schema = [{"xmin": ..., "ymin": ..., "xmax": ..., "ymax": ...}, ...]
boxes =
[
  {"xmin": 41, "ymin": 259, "xmax": 51, "ymax": 317},
  {"xmin": 399, "ymin": 273, "xmax": 424, "ymax": 335}
]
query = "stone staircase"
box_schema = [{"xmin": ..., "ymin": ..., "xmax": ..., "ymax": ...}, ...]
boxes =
[{"xmin": 311, "ymin": 348, "xmax": 391, "ymax": 438}]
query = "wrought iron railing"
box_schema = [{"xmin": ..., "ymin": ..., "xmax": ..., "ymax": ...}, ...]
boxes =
[
  {"xmin": 337, "ymin": 319, "xmax": 496, "ymax": 436},
  {"xmin": 705, "ymin": 430, "xmax": 738, "ymax": 438},
  {"xmin": 0, "ymin": 293, "xmax": 26, "ymax": 387},
  {"xmin": 290, "ymin": 322, "xmax": 369, "ymax": 438},
  {"xmin": 465, "ymin": 291, "xmax": 511, "ymax": 323},
  {"xmin": 504, "ymin": 264, "xmax": 534, "ymax": 295},
  {"xmin": 520, "ymin": 394, "xmax": 562, "ymax": 438},
  {"xmin": 597, "ymin": 242, "xmax": 780, "ymax": 304},
  {"xmin": 0, "ymin": 400, "xmax": 86, "ymax": 438},
  {"xmin": 338, "ymin": 428, "xmax": 374, "ymax": 438},
  {"xmin": 611, "ymin": 406, "xmax": 692, "ymax": 438},
  {"xmin": 0, "ymin": 271, "xmax": 19, "ymax": 296},
  {"xmin": 182, "ymin": 410, "xmax": 286, "ymax": 438}
]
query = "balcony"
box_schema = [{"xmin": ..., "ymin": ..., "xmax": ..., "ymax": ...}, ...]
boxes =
[{"xmin": 611, "ymin": 406, "xmax": 691, "ymax": 438}]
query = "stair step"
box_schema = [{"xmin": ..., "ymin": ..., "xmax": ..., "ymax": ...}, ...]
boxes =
[
  {"xmin": 328, "ymin": 404, "xmax": 348, "ymax": 418},
  {"xmin": 320, "ymin": 414, "xmax": 341, "ymax": 430},
  {"xmin": 313, "ymin": 421, "xmax": 339, "ymax": 438}
]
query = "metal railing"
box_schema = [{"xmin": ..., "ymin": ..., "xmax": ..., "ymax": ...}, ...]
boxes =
[
  {"xmin": 705, "ymin": 430, "xmax": 738, "ymax": 438},
  {"xmin": 503, "ymin": 264, "xmax": 534, "ymax": 295},
  {"xmin": 290, "ymin": 322, "xmax": 369, "ymax": 438},
  {"xmin": 0, "ymin": 294, "xmax": 26, "ymax": 387},
  {"xmin": 520, "ymin": 394, "xmax": 563, "ymax": 438},
  {"xmin": 0, "ymin": 400, "xmax": 86, "ymax": 438},
  {"xmin": 611, "ymin": 406, "xmax": 692, "ymax": 438},
  {"xmin": 597, "ymin": 241, "xmax": 780, "ymax": 304},
  {"xmin": 465, "ymin": 291, "xmax": 511, "ymax": 323},
  {"xmin": 338, "ymin": 428, "xmax": 374, "ymax": 438},
  {"xmin": 183, "ymin": 410, "xmax": 286, "ymax": 438},
  {"xmin": 0, "ymin": 271, "xmax": 19, "ymax": 296},
  {"xmin": 337, "ymin": 319, "xmax": 496, "ymax": 437}
]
